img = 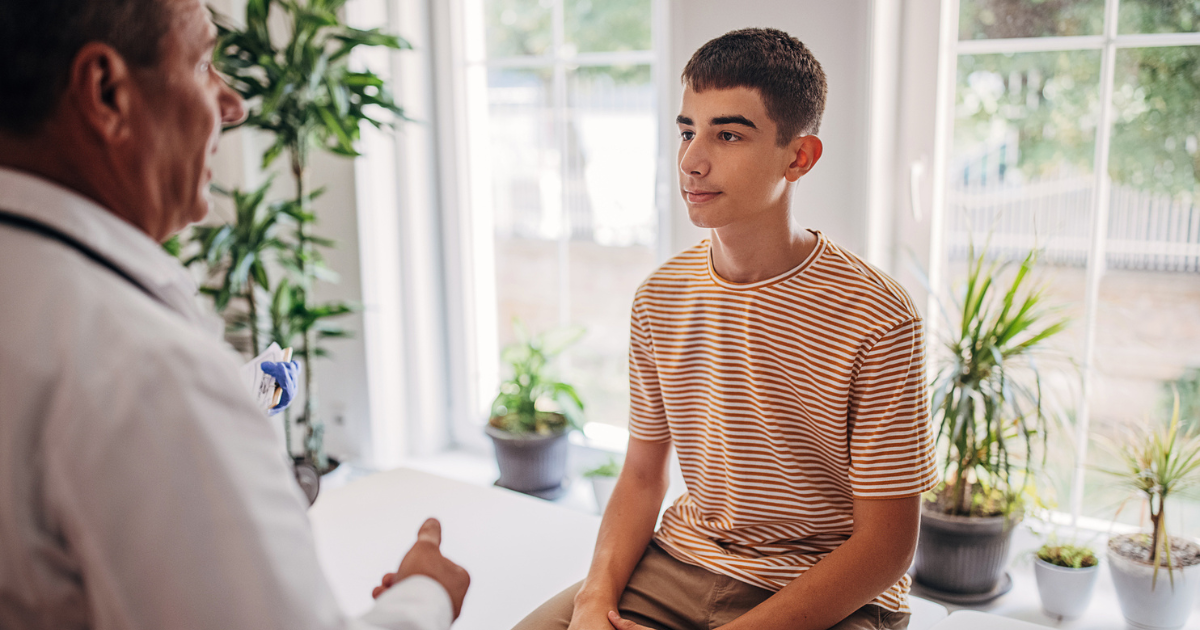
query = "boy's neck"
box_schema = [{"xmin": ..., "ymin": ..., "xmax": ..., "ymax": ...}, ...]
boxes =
[{"xmin": 709, "ymin": 215, "xmax": 818, "ymax": 284}]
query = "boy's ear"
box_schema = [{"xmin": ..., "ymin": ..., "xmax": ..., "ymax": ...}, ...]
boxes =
[{"xmin": 785, "ymin": 135, "xmax": 823, "ymax": 182}]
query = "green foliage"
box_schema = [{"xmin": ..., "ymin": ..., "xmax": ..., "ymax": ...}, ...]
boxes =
[
  {"xmin": 1098, "ymin": 392, "xmax": 1200, "ymax": 586},
  {"xmin": 214, "ymin": 0, "xmax": 409, "ymax": 169},
  {"xmin": 955, "ymin": 4, "xmax": 1199, "ymax": 201},
  {"xmin": 583, "ymin": 457, "xmax": 622, "ymax": 478},
  {"xmin": 211, "ymin": 0, "xmax": 405, "ymax": 469},
  {"xmin": 489, "ymin": 321, "xmax": 586, "ymax": 435},
  {"xmin": 1160, "ymin": 367, "xmax": 1200, "ymax": 433},
  {"xmin": 162, "ymin": 234, "xmax": 184, "ymax": 258},
  {"xmin": 959, "ymin": 0, "xmax": 1105, "ymax": 40},
  {"xmin": 1037, "ymin": 542, "xmax": 1099, "ymax": 568},
  {"xmin": 930, "ymin": 245, "xmax": 1071, "ymax": 517}
]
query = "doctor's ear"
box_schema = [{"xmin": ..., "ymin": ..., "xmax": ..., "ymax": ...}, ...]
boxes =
[
  {"xmin": 66, "ymin": 42, "xmax": 139, "ymax": 143},
  {"xmin": 785, "ymin": 135, "xmax": 823, "ymax": 182}
]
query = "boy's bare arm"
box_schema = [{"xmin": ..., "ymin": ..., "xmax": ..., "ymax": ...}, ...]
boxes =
[
  {"xmin": 611, "ymin": 495, "xmax": 921, "ymax": 630},
  {"xmin": 719, "ymin": 495, "xmax": 920, "ymax": 630},
  {"xmin": 570, "ymin": 437, "xmax": 672, "ymax": 630}
]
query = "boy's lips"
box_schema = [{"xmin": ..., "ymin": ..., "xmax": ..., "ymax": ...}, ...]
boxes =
[{"xmin": 685, "ymin": 189, "xmax": 721, "ymax": 203}]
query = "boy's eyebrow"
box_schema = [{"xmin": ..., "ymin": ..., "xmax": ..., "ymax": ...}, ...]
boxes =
[
  {"xmin": 711, "ymin": 115, "xmax": 757, "ymax": 129},
  {"xmin": 675, "ymin": 114, "xmax": 758, "ymax": 129}
]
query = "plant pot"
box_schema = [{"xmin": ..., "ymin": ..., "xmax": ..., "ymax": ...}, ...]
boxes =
[
  {"xmin": 1108, "ymin": 534, "xmax": 1200, "ymax": 630},
  {"xmin": 590, "ymin": 476, "xmax": 618, "ymax": 513},
  {"xmin": 912, "ymin": 506, "xmax": 1019, "ymax": 596},
  {"xmin": 1033, "ymin": 557, "xmax": 1099, "ymax": 620},
  {"xmin": 486, "ymin": 425, "xmax": 569, "ymax": 497}
]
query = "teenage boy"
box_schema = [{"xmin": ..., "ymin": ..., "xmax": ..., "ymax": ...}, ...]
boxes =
[{"xmin": 513, "ymin": 27, "xmax": 936, "ymax": 630}]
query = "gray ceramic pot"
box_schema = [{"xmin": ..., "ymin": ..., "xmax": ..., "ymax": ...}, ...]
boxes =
[
  {"xmin": 912, "ymin": 506, "xmax": 1019, "ymax": 595},
  {"xmin": 486, "ymin": 425, "xmax": 569, "ymax": 496}
]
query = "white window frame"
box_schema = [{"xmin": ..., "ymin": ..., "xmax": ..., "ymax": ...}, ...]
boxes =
[
  {"xmin": 431, "ymin": 0, "xmax": 671, "ymax": 450},
  {"xmin": 924, "ymin": 0, "xmax": 1200, "ymax": 525}
]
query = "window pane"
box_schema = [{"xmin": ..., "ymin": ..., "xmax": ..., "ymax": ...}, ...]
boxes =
[
  {"xmin": 488, "ymin": 65, "xmax": 660, "ymax": 431},
  {"xmin": 564, "ymin": 0, "xmax": 652, "ymax": 54},
  {"xmin": 1083, "ymin": 46, "xmax": 1200, "ymax": 534},
  {"xmin": 485, "ymin": 0, "xmax": 553, "ymax": 58},
  {"xmin": 489, "ymin": 67, "xmax": 563, "ymax": 348},
  {"xmin": 948, "ymin": 51, "xmax": 1102, "ymax": 508},
  {"xmin": 1119, "ymin": 0, "xmax": 1200, "ymax": 34},
  {"xmin": 560, "ymin": 65, "xmax": 658, "ymax": 430},
  {"xmin": 959, "ymin": 0, "xmax": 1104, "ymax": 40}
]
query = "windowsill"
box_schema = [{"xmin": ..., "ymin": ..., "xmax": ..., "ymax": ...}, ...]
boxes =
[{"xmin": 324, "ymin": 450, "xmax": 1194, "ymax": 630}]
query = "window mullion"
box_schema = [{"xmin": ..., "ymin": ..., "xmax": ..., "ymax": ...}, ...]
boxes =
[
  {"xmin": 1070, "ymin": 0, "xmax": 1122, "ymax": 526},
  {"xmin": 551, "ymin": 0, "xmax": 570, "ymax": 328}
]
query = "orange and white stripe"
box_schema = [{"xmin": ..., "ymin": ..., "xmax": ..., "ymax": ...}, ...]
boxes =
[{"xmin": 628, "ymin": 232, "xmax": 938, "ymax": 613}]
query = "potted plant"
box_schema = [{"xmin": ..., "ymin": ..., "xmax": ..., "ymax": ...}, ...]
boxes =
[
  {"xmin": 213, "ymin": 0, "xmax": 407, "ymax": 475},
  {"xmin": 583, "ymin": 458, "xmax": 622, "ymax": 513},
  {"xmin": 912, "ymin": 246, "xmax": 1071, "ymax": 598},
  {"xmin": 1033, "ymin": 542, "xmax": 1099, "ymax": 620},
  {"xmin": 488, "ymin": 322, "xmax": 585, "ymax": 499},
  {"xmin": 1099, "ymin": 394, "xmax": 1200, "ymax": 630}
]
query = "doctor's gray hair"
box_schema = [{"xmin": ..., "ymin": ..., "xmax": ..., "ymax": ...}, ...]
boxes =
[{"xmin": 0, "ymin": 0, "xmax": 171, "ymax": 135}]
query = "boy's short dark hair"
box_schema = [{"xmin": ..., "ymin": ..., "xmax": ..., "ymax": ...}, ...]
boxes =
[
  {"xmin": 682, "ymin": 28, "xmax": 827, "ymax": 146},
  {"xmin": 0, "ymin": 0, "xmax": 170, "ymax": 136}
]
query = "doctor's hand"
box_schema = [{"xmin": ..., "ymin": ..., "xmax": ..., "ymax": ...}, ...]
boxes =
[
  {"xmin": 372, "ymin": 518, "xmax": 471, "ymax": 620},
  {"xmin": 260, "ymin": 361, "xmax": 299, "ymax": 416}
]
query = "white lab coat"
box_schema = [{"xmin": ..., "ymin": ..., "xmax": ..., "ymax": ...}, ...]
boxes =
[{"xmin": 0, "ymin": 168, "xmax": 451, "ymax": 630}]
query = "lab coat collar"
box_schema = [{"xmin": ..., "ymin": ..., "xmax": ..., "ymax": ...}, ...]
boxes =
[{"xmin": 0, "ymin": 166, "xmax": 224, "ymax": 336}]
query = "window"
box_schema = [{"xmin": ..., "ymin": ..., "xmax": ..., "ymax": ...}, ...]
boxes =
[
  {"xmin": 934, "ymin": 0, "xmax": 1200, "ymax": 529},
  {"xmin": 460, "ymin": 0, "xmax": 664, "ymax": 435}
]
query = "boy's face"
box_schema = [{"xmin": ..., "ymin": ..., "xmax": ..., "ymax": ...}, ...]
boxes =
[{"xmin": 676, "ymin": 85, "xmax": 820, "ymax": 230}]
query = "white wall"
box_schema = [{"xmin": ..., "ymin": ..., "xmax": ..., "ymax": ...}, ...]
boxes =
[{"xmin": 665, "ymin": 0, "xmax": 875, "ymax": 256}]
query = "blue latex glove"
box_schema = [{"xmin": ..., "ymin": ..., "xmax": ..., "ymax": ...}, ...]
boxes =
[{"xmin": 261, "ymin": 360, "xmax": 300, "ymax": 416}]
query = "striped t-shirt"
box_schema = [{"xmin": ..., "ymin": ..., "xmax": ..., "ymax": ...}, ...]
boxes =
[{"xmin": 627, "ymin": 232, "xmax": 938, "ymax": 613}]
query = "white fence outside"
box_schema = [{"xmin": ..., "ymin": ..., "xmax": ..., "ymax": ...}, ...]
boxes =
[{"xmin": 948, "ymin": 175, "xmax": 1200, "ymax": 273}]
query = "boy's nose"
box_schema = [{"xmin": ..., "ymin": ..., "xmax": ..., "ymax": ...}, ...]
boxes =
[{"xmin": 679, "ymin": 142, "xmax": 709, "ymax": 178}]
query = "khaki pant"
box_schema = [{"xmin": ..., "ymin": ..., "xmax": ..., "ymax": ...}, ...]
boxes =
[{"xmin": 512, "ymin": 542, "xmax": 910, "ymax": 630}]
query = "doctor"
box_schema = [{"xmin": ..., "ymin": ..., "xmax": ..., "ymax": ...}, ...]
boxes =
[{"xmin": 0, "ymin": 0, "xmax": 469, "ymax": 629}]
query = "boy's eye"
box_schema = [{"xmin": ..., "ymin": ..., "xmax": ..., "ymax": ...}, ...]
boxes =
[
  {"xmin": 680, "ymin": 130, "xmax": 695, "ymax": 141},
  {"xmin": 719, "ymin": 131, "xmax": 739, "ymax": 142}
]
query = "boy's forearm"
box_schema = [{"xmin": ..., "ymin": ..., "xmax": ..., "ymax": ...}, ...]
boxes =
[
  {"xmin": 717, "ymin": 532, "xmax": 910, "ymax": 630},
  {"xmin": 574, "ymin": 450, "xmax": 670, "ymax": 610},
  {"xmin": 718, "ymin": 496, "xmax": 920, "ymax": 630}
]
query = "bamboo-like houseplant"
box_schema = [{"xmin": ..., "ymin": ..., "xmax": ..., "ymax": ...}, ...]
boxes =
[
  {"xmin": 912, "ymin": 246, "xmax": 1071, "ymax": 598},
  {"xmin": 488, "ymin": 322, "xmax": 586, "ymax": 499},
  {"xmin": 185, "ymin": 178, "xmax": 284, "ymax": 355},
  {"xmin": 213, "ymin": 0, "xmax": 407, "ymax": 471},
  {"xmin": 1099, "ymin": 394, "xmax": 1200, "ymax": 630}
]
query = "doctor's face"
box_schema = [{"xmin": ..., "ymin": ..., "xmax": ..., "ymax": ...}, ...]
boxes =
[{"xmin": 128, "ymin": 0, "xmax": 245, "ymax": 241}]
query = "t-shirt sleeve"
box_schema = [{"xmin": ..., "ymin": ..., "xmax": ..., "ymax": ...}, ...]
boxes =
[
  {"xmin": 626, "ymin": 296, "xmax": 671, "ymax": 442},
  {"xmin": 848, "ymin": 317, "xmax": 938, "ymax": 499}
]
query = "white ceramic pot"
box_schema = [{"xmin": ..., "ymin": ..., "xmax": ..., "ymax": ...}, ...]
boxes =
[
  {"xmin": 590, "ymin": 476, "xmax": 617, "ymax": 513},
  {"xmin": 1033, "ymin": 557, "xmax": 1099, "ymax": 620},
  {"xmin": 1108, "ymin": 539, "xmax": 1200, "ymax": 630}
]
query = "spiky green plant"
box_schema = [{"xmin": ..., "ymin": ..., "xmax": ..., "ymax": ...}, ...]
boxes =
[
  {"xmin": 1099, "ymin": 393, "xmax": 1200, "ymax": 587},
  {"xmin": 930, "ymin": 246, "xmax": 1071, "ymax": 516},
  {"xmin": 489, "ymin": 321, "xmax": 586, "ymax": 435},
  {"xmin": 213, "ymin": 0, "xmax": 407, "ymax": 467},
  {"xmin": 185, "ymin": 178, "xmax": 286, "ymax": 355}
]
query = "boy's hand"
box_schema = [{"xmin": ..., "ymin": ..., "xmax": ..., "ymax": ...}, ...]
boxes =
[
  {"xmin": 606, "ymin": 611, "xmax": 652, "ymax": 630},
  {"xmin": 370, "ymin": 519, "xmax": 471, "ymax": 619}
]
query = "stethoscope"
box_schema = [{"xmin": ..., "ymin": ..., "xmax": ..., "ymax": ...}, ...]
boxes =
[
  {"xmin": 0, "ymin": 209, "xmax": 162, "ymax": 303},
  {"xmin": 0, "ymin": 209, "xmax": 323, "ymax": 505}
]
